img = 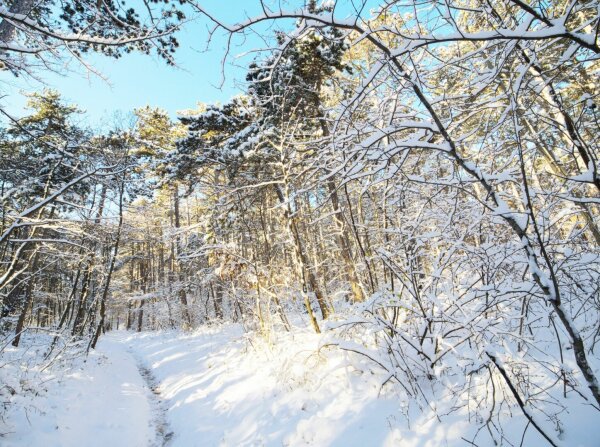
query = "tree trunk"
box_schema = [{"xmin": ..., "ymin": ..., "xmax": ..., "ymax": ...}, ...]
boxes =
[
  {"xmin": 90, "ymin": 182, "xmax": 124, "ymax": 349},
  {"xmin": 173, "ymin": 185, "xmax": 192, "ymax": 328},
  {"xmin": 327, "ymin": 180, "xmax": 364, "ymax": 302}
]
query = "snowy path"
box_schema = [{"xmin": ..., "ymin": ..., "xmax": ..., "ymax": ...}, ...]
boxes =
[
  {"xmin": 130, "ymin": 350, "xmax": 174, "ymax": 447},
  {"xmin": 3, "ymin": 326, "xmax": 260, "ymax": 447},
  {"xmin": 3, "ymin": 337, "xmax": 161, "ymax": 447},
  {"xmin": 7, "ymin": 325, "xmax": 594, "ymax": 446}
]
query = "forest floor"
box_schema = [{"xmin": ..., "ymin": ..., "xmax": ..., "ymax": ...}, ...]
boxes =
[{"xmin": 1, "ymin": 324, "xmax": 598, "ymax": 446}]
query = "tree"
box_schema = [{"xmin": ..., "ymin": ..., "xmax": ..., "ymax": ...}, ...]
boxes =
[
  {"xmin": 0, "ymin": 0, "xmax": 185, "ymax": 76},
  {"xmin": 0, "ymin": 91, "xmax": 130, "ymax": 349}
]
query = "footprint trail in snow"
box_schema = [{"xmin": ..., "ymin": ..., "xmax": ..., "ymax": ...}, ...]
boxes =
[{"xmin": 132, "ymin": 352, "xmax": 174, "ymax": 447}]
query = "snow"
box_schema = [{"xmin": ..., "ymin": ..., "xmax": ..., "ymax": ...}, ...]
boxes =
[
  {"xmin": 3, "ymin": 324, "xmax": 599, "ymax": 446},
  {"xmin": 1, "ymin": 336, "xmax": 155, "ymax": 447},
  {"xmin": 115, "ymin": 325, "xmax": 406, "ymax": 446}
]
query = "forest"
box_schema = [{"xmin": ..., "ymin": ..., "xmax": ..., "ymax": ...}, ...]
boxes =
[{"xmin": 0, "ymin": 0, "xmax": 599, "ymax": 446}]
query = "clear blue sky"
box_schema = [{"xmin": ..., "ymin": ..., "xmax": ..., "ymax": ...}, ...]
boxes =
[{"xmin": 0, "ymin": 0, "xmax": 379, "ymax": 126}]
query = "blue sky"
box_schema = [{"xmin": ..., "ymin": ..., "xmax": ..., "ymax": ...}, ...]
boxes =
[{"xmin": 0, "ymin": 0, "xmax": 379, "ymax": 126}]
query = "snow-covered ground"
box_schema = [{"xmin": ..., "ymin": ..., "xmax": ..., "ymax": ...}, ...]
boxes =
[
  {"xmin": 119, "ymin": 325, "xmax": 406, "ymax": 446},
  {"xmin": 2, "ymin": 325, "xmax": 598, "ymax": 446},
  {"xmin": 1, "ymin": 335, "xmax": 158, "ymax": 447}
]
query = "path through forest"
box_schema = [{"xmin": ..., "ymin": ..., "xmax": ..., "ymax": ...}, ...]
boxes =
[
  {"xmin": 3, "ymin": 328, "xmax": 243, "ymax": 447},
  {"xmin": 3, "ymin": 334, "xmax": 160, "ymax": 446},
  {"xmin": 131, "ymin": 350, "xmax": 174, "ymax": 447}
]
